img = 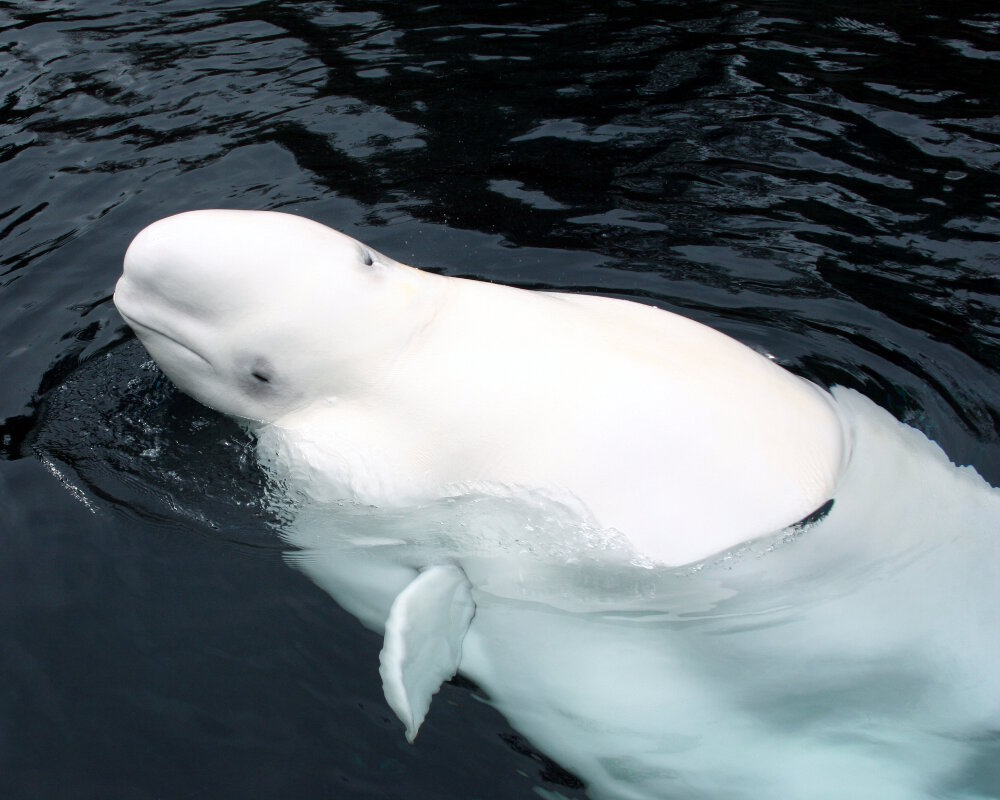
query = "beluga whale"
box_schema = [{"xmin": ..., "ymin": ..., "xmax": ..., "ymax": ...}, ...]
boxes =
[
  {"xmin": 113, "ymin": 209, "xmax": 845, "ymax": 564},
  {"xmin": 114, "ymin": 210, "xmax": 1000, "ymax": 799}
]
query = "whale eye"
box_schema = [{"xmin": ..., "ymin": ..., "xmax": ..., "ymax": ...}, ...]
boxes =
[{"xmin": 242, "ymin": 357, "xmax": 276, "ymax": 392}]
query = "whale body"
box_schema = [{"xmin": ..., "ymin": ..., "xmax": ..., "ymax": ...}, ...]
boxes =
[
  {"xmin": 114, "ymin": 210, "xmax": 1000, "ymax": 799},
  {"xmin": 113, "ymin": 209, "xmax": 845, "ymax": 567}
]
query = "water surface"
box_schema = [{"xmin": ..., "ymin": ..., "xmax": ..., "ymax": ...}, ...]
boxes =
[{"xmin": 1, "ymin": 1, "xmax": 999, "ymax": 797}]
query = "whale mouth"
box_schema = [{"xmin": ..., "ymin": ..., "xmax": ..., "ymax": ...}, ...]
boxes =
[{"xmin": 116, "ymin": 307, "xmax": 213, "ymax": 368}]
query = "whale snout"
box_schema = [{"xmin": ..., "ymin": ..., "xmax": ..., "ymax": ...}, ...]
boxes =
[
  {"xmin": 118, "ymin": 211, "xmax": 275, "ymax": 328},
  {"xmin": 120, "ymin": 212, "xmax": 197, "ymax": 288}
]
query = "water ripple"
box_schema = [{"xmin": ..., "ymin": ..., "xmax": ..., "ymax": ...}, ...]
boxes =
[{"xmin": 1, "ymin": 0, "xmax": 999, "ymax": 464}]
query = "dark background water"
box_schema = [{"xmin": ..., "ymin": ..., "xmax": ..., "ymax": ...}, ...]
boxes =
[{"xmin": 1, "ymin": 1, "xmax": 998, "ymax": 798}]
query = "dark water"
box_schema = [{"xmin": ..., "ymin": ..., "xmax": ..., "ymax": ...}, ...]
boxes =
[{"xmin": 1, "ymin": 1, "xmax": 998, "ymax": 797}]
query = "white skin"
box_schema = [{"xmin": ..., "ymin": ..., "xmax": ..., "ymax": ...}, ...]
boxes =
[{"xmin": 114, "ymin": 209, "xmax": 846, "ymax": 566}]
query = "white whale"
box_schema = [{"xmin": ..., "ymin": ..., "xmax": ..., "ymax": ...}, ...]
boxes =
[
  {"xmin": 114, "ymin": 210, "xmax": 1000, "ymax": 799},
  {"xmin": 113, "ymin": 209, "xmax": 845, "ymax": 566}
]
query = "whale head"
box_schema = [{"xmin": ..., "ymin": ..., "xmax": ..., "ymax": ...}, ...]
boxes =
[{"xmin": 114, "ymin": 210, "xmax": 427, "ymax": 423}]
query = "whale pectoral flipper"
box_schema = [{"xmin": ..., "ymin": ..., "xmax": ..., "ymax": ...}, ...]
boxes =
[{"xmin": 378, "ymin": 564, "xmax": 476, "ymax": 743}]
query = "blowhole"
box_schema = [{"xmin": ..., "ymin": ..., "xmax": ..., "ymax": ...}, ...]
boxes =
[
  {"xmin": 251, "ymin": 370, "xmax": 271, "ymax": 384},
  {"xmin": 361, "ymin": 249, "xmax": 374, "ymax": 267}
]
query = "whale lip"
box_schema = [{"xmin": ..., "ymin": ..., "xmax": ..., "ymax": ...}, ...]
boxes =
[
  {"xmin": 116, "ymin": 305, "xmax": 213, "ymax": 369},
  {"xmin": 114, "ymin": 274, "xmax": 213, "ymax": 368}
]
